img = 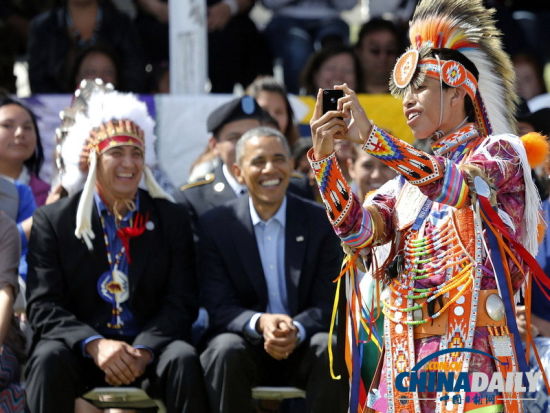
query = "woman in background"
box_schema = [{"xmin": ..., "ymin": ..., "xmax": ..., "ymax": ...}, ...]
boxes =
[
  {"xmin": 246, "ymin": 76, "xmax": 300, "ymax": 147},
  {"xmin": 300, "ymin": 45, "xmax": 363, "ymax": 95},
  {"xmin": 0, "ymin": 97, "xmax": 49, "ymax": 206}
]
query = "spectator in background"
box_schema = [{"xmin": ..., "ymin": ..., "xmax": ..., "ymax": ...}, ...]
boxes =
[
  {"xmin": 300, "ymin": 45, "xmax": 363, "ymax": 95},
  {"xmin": 0, "ymin": 1, "xmax": 55, "ymax": 93},
  {"xmin": 263, "ymin": 0, "xmax": 358, "ymax": 94},
  {"xmin": 0, "ymin": 212, "xmax": 26, "ymax": 413},
  {"xmin": 149, "ymin": 61, "xmax": 170, "ymax": 94},
  {"xmin": 70, "ymin": 44, "xmax": 120, "ymax": 91},
  {"xmin": 513, "ymin": 52, "xmax": 548, "ymax": 102},
  {"xmin": 292, "ymin": 137, "xmax": 312, "ymax": 177},
  {"xmin": 132, "ymin": 0, "xmax": 271, "ymax": 93},
  {"xmin": 516, "ymin": 98, "xmax": 550, "ymax": 137},
  {"xmin": 199, "ymin": 127, "xmax": 347, "ymax": 413},
  {"xmin": 207, "ymin": 0, "xmax": 272, "ymax": 93},
  {"xmin": 0, "ymin": 97, "xmax": 49, "ymax": 207},
  {"xmin": 291, "ymin": 137, "xmax": 319, "ymax": 202},
  {"xmin": 0, "ymin": 97, "xmax": 47, "ymax": 283},
  {"xmin": 28, "ymin": 0, "xmax": 145, "ymax": 93},
  {"xmin": 133, "ymin": 0, "xmax": 169, "ymax": 74},
  {"xmin": 364, "ymin": 0, "xmax": 416, "ymax": 26},
  {"xmin": 354, "ymin": 18, "xmax": 401, "ymax": 94},
  {"xmin": 246, "ymin": 76, "xmax": 300, "ymax": 147},
  {"xmin": 347, "ymin": 148, "xmax": 396, "ymax": 203},
  {"xmin": 509, "ymin": 0, "xmax": 550, "ymax": 66}
]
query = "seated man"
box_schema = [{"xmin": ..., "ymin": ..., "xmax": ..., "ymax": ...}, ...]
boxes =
[
  {"xmin": 199, "ymin": 126, "xmax": 347, "ymax": 413},
  {"xmin": 25, "ymin": 88, "xmax": 207, "ymax": 413}
]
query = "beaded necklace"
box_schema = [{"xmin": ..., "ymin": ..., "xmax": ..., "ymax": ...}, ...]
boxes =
[
  {"xmin": 98, "ymin": 213, "xmax": 131, "ymax": 329},
  {"xmin": 100, "ymin": 214, "xmax": 127, "ymax": 270},
  {"xmin": 431, "ymin": 123, "xmax": 478, "ymax": 156},
  {"xmin": 381, "ymin": 131, "xmax": 479, "ymax": 321},
  {"xmin": 382, "ymin": 215, "xmax": 474, "ymax": 325}
]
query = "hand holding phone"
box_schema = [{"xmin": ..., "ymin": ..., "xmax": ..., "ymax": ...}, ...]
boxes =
[{"xmin": 322, "ymin": 89, "xmax": 344, "ymax": 114}]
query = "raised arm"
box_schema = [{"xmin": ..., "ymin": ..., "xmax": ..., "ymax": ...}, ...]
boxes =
[{"xmin": 308, "ymin": 87, "xmax": 398, "ymax": 250}]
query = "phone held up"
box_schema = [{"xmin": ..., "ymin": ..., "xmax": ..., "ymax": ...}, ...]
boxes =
[{"xmin": 322, "ymin": 89, "xmax": 344, "ymax": 114}]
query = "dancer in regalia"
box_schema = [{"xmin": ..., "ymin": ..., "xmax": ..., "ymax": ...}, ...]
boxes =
[{"xmin": 308, "ymin": 0, "xmax": 550, "ymax": 411}]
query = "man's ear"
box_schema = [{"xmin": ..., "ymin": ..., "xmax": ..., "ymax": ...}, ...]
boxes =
[
  {"xmin": 208, "ymin": 136, "xmax": 217, "ymax": 151},
  {"xmin": 232, "ymin": 162, "xmax": 245, "ymax": 184},
  {"xmin": 450, "ymin": 87, "xmax": 467, "ymax": 108}
]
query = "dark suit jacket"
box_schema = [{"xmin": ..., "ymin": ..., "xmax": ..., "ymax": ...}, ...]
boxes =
[
  {"xmin": 176, "ymin": 162, "xmax": 314, "ymax": 228},
  {"xmin": 198, "ymin": 192, "xmax": 342, "ymax": 339},
  {"xmin": 26, "ymin": 189, "xmax": 198, "ymax": 354}
]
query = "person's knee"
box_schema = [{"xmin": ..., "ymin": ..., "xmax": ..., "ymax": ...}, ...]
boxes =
[
  {"xmin": 162, "ymin": 340, "xmax": 201, "ymax": 369},
  {"xmin": 30, "ymin": 340, "xmax": 74, "ymax": 372},
  {"xmin": 201, "ymin": 333, "xmax": 248, "ymax": 368},
  {"xmin": 27, "ymin": 340, "xmax": 76, "ymax": 378}
]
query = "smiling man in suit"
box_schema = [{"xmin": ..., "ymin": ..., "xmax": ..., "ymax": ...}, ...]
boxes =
[
  {"xmin": 198, "ymin": 126, "xmax": 347, "ymax": 413},
  {"xmin": 24, "ymin": 90, "xmax": 207, "ymax": 413}
]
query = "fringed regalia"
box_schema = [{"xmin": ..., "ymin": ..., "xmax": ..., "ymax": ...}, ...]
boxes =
[{"xmin": 308, "ymin": 0, "xmax": 550, "ymax": 412}]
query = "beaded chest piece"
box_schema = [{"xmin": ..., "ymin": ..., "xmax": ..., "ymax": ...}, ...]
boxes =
[{"xmin": 381, "ymin": 202, "xmax": 482, "ymax": 413}]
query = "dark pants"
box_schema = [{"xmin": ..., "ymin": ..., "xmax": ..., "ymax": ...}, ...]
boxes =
[
  {"xmin": 25, "ymin": 339, "xmax": 208, "ymax": 413},
  {"xmin": 200, "ymin": 332, "xmax": 348, "ymax": 413}
]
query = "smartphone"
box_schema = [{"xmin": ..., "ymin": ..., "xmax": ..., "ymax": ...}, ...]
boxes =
[{"xmin": 322, "ymin": 89, "xmax": 344, "ymax": 114}]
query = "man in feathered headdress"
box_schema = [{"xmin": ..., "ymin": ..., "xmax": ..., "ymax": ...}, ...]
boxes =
[
  {"xmin": 307, "ymin": 0, "xmax": 550, "ymax": 412},
  {"xmin": 24, "ymin": 83, "xmax": 208, "ymax": 412}
]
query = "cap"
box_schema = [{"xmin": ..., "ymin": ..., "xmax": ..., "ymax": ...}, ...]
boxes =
[{"xmin": 207, "ymin": 95, "xmax": 268, "ymax": 134}]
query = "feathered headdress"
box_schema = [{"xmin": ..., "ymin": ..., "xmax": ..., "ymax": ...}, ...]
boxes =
[
  {"xmin": 56, "ymin": 79, "xmax": 173, "ymax": 250},
  {"xmin": 389, "ymin": 0, "xmax": 517, "ymax": 136}
]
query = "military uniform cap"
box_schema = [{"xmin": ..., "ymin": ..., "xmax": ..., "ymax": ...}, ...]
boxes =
[{"xmin": 207, "ymin": 96, "xmax": 267, "ymax": 134}]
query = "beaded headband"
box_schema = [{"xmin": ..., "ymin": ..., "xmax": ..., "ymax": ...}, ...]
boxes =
[
  {"xmin": 393, "ymin": 49, "xmax": 478, "ymax": 103},
  {"xmin": 89, "ymin": 119, "xmax": 145, "ymax": 155}
]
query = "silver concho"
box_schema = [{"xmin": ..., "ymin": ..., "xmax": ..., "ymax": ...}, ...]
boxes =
[
  {"xmin": 413, "ymin": 308, "xmax": 424, "ymax": 321},
  {"xmin": 485, "ymin": 293, "xmax": 505, "ymax": 321},
  {"xmin": 474, "ymin": 176, "xmax": 491, "ymax": 198}
]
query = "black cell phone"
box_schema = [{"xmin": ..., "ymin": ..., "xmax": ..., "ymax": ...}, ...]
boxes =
[{"xmin": 322, "ymin": 89, "xmax": 344, "ymax": 114}]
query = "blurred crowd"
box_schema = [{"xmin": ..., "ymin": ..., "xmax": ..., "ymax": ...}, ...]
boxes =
[{"xmin": 1, "ymin": 1, "xmax": 549, "ymax": 97}]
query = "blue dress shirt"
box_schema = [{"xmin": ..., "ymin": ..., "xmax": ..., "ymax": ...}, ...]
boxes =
[{"xmin": 245, "ymin": 196, "xmax": 306, "ymax": 343}]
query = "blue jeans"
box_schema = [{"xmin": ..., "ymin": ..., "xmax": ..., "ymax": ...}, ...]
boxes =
[{"xmin": 264, "ymin": 16, "xmax": 349, "ymax": 93}]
